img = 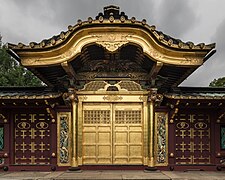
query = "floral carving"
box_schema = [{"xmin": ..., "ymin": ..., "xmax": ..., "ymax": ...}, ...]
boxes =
[
  {"xmin": 156, "ymin": 113, "xmax": 167, "ymax": 165},
  {"xmin": 94, "ymin": 33, "xmax": 131, "ymax": 52},
  {"xmin": 59, "ymin": 115, "xmax": 69, "ymax": 163},
  {"xmin": 103, "ymin": 95, "xmax": 123, "ymax": 101}
]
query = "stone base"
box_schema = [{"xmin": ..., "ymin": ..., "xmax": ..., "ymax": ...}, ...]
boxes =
[
  {"xmin": 144, "ymin": 166, "xmax": 158, "ymax": 172},
  {"xmin": 68, "ymin": 167, "xmax": 82, "ymax": 172}
]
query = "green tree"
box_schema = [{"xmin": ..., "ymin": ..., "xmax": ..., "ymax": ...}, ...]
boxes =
[
  {"xmin": 0, "ymin": 35, "xmax": 43, "ymax": 86},
  {"xmin": 209, "ymin": 77, "xmax": 225, "ymax": 87}
]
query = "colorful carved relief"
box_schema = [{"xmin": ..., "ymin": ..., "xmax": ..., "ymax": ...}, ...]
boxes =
[
  {"xmin": 0, "ymin": 158, "xmax": 4, "ymax": 165},
  {"xmin": 57, "ymin": 112, "xmax": 71, "ymax": 166},
  {"xmin": 0, "ymin": 127, "xmax": 3, "ymax": 150},
  {"xmin": 14, "ymin": 113, "xmax": 51, "ymax": 165},
  {"xmin": 155, "ymin": 112, "xmax": 168, "ymax": 166},
  {"xmin": 221, "ymin": 126, "xmax": 225, "ymax": 150}
]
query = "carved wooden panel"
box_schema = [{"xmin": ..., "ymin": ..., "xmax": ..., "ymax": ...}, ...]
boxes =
[
  {"xmin": 57, "ymin": 112, "xmax": 71, "ymax": 166},
  {"xmin": 15, "ymin": 113, "xmax": 51, "ymax": 165},
  {"xmin": 221, "ymin": 126, "xmax": 225, "ymax": 150},
  {"xmin": 155, "ymin": 112, "xmax": 168, "ymax": 166},
  {"xmin": 175, "ymin": 113, "xmax": 210, "ymax": 164}
]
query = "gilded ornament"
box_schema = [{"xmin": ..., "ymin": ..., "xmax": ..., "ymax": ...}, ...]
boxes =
[
  {"xmin": 68, "ymin": 25, "xmax": 73, "ymax": 31},
  {"xmin": 3, "ymin": 153, "xmax": 8, "ymax": 157},
  {"xmin": 51, "ymin": 38, "xmax": 56, "ymax": 45},
  {"xmin": 78, "ymin": 96, "xmax": 88, "ymax": 101},
  {"xmin": 109, "ymin": 15, "xmax": 114, "ymax": 22},
  {"xmin": 40, "ymin": 41, "xmax": 45, "ymax": 47},
  {"xmin": 170, "ymin": 153, "xmax": 174, "ymax": 157},
  {"xmin": 95, "ymin": 33, "xmax": 130, "ymax": 52},
  {"xmin": 178, "ymin": 42, "xmax": 183, "ymax": 48},
  {"xmin": 103, "ymin": 95, "xmax": 123, "ymax": 101},
  {"xmin": 168, "ymin": 39, "xmax": 173, "ymax": 46},
  {"xmin": 17, "ymin": 122, "xmax": 31, "ymax": 129},
  {"xmin": 131, "ymin": 17, "xmax": 136, "ymax": 23},
  {"xmin": 159, "ymin": 34, "xmax": 164, "ymax": 41},
  {"xmin": 187, "ymin": 42, "xmax": 194, "ymax": 49},
  {"xmin": 120, "ymin": 16, "xmax": 125, "ymax": 22},
  {"xmin": 29, "ymin": 42, "xmax": 35, "ymax": 48},
  {"xmin": 18, "ymin": 42, "xmax": 24, "ymax": 48},
  {"xmin": 98, "ymin": 16, "xmax": 104, "ymax": 22},
  {"xmin": 170, "ymin": 119, "xmax": 174, "ymax": 123},
  {"xmin": 88, "ymin": 17, "xmax": 93, "ymax": 23},
  {"xmin": 60, "ymin": 32, "xmax": 65, "ymax": 40},
  {"xmin": 142, "ymin": 19, "xmax": 146, "ymax": 25},
  {"xmin": 194, "ymin": 122, "xmax": 207, "ymax": 129},
  {"xmin": 51, "ymin": 153, "xmax": 56, "ymax": 157},
  {"xmin": 36, "ymin": 122, "xmax": 49, "ymax": 129},
  {"xmin": 199, "ymin": 43, "xmax": 205, "ymax": 49},
  {"xmin": 150, "ymin": 25, "xmax": 156, "ymax": 31},
  {"xmin": 176, "ymin": 122, "xmax": 189, "ymax": 129}
]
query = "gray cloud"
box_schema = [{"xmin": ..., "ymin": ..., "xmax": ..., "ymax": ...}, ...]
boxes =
[
  {"xmin": 0, "ymin": 0, "xmax": 156, "ymax": 44},
  {"xmin": 0, "ymin": 0, "xmax": 224, "ymax": 87},
  {"xmin": 156, "ymin": 0, "xmax": 198, "ymax": 38},
  {"xmin": 182, "ymin": 17, "xmax": 225, "ymax": 87}
]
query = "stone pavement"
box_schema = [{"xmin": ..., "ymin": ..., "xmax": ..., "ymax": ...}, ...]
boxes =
[{"xmin": 0, "ymin": 170, "xmax": 224, "ymax": 180}]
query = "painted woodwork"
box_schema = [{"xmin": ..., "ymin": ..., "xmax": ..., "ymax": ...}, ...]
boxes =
[
  {"xmin": 14, "ymin": 113, "xmax": 51, "ymax": 165},
  {"xmin": 175, "ymin": 112, "xmax": 210, "ymax": 165}
]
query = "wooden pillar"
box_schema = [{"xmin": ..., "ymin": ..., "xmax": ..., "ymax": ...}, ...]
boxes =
[
  {"xmin": 68, "ymin": 88, "xmax": 80, "ymax": 171},
  {"xmin": 146, "ymin": 88, "xmax": 158, "ymax": 170},
  {"xmin": 148, "ymin": 99, "xmax": 154, "ymax": 167}
]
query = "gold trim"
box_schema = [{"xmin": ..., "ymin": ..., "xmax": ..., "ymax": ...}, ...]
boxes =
[
  {"xmin": 143, "ymin": 101, "xmax": 148, "ymax": 165},
  {"xmin": 78, "ymin": 101, "xmax": 83, "ymax": 165},
  {"xmin": 148, "ymin": 100, "xmax": 154, "ymax": 167},
  {"xmin": 71, "ymin": 100, "xmax": 78, "ymax": 167},
  {"xmin": 16, "ymin": 27, "xmax": 207, "ymax": 67}
]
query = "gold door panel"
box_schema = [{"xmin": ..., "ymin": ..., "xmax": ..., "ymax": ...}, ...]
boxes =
[
  {"xmin": 114, "ymin": 104, "xmax": 143, "ymax": 164},
  {"xmin": 82, "ymin": 103, "xmax": 112, "ymax": 164},
  {"xmin": 82, "ymin": 103, "xmax": 143, "ymax": 165}
]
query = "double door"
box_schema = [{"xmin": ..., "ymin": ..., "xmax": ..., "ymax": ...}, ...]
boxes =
[
  {"xmin": 175, "ymin": 113, "xmax": 211, "ymax": 164},
  {"xmin": 82, "ymin": 103, "xmax": 143, "ymax": 165}
]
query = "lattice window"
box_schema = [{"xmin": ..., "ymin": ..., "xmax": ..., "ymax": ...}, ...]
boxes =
[
  {"xmin": 221, "ymin": 126, "xmax": 225, "ymax": 150},
  {"xmin": 83, "ymin": 110, "xmax": 110, "ymax": 124},
  {"xmin": 118, "ymin": 81, "xmax": 142, "ymax": 91},
  {"xmin": 83, "ymin": 81, "xmax": 107, "ymax": 91},
  {"xmin": 0, "ymin": 127, "xmax": 3, "ymax": 150},
  {"xmin": 115, "ymin": 110, "xmax": 141, "ymax": 124}
]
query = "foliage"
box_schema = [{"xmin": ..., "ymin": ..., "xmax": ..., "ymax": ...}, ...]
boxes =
[
  {"xmin": 209, "ymin": 77, "xmax": 225, "ymax": 87},
  {"xmin": 0, "ymin": 36, "xmax": 43, "ymax": 86}
]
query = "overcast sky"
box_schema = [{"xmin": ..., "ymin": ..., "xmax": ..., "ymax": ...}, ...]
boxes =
[{"xmin": 0, "ymin": 0, "xmax": 225, "ymax": 87}]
